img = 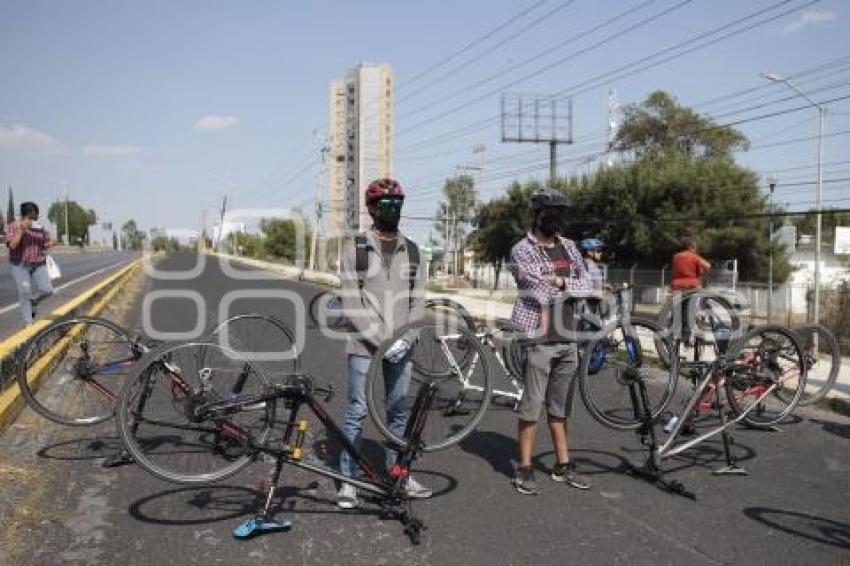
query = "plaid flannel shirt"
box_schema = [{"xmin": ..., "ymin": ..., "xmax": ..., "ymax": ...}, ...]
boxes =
[
  {"xmin": 5, "ymin": 223, "xmax": 48, "ymax": 266},
  {"xmin": 508, "ymin": 232, "xmax": 591, "ymax": 332}
]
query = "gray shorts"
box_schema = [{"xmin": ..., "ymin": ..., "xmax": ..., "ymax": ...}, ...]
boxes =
[{"xmin": 518, "ymin": 343, "xmax": 578, "ymax": 422}]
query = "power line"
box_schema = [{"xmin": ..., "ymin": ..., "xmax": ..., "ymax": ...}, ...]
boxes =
[
  {"xmin": 693, "ymin": 55, "xmax": 850, "ymax": 109},
  {"xmin": 397, "ymin": 206, "xmax": 850, "ymax": 225},
  {"xmin": 396, "ymin": 0, "xmax": 552, "ymax": 91},
  {"xmin": 397, "ymin": 0, "xmax": 696, "ymax": 136},
  {"xmin": 398, "ymin": 0, "xmax": 661, "ymax": 115},
  {"xmin": 395, "ymin": 0, "xmax": 817, "ymax": 154},
  {"xmin": 397, "ymin": 0, "xmax": 579, "ymax": 106},
  {"xmin": 708, "ymin": 79, "xmax": 850, "ymax": 120},
  {"xmin": 747, "ymin": 127, "xmax": 850, "ymax": 151},
  {"xmin": 544, "ymin": 0, "xmax": 817, "ymax": 102}
]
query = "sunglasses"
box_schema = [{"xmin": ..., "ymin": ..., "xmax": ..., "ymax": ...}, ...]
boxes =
[{"xmin": 375, "ymin": 197, "xmax": 404, "ymax": 211}]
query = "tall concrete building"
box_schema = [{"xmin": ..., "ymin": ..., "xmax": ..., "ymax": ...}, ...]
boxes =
[{"xmin": 328, "ymin": 63, "xmax": 394, "ymax": 234}]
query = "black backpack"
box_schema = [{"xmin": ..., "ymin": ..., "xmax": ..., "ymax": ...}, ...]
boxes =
[{"xmin": 354, "ymin": 234, "xmax": 420, "ymax": 307}]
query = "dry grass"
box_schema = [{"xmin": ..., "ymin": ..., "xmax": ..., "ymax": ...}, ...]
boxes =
[{"xmin": 0, "ymin": 462, "xmax": 65, "ymax": 565}]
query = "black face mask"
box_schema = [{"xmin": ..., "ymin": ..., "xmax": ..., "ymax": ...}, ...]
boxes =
[
  {"xmin": 372, "ymin": 208, "xmax": 401, "ymax": 232},
  {"xmin": 536, "ymin": 214, "xmax": 560, "ymax": 237}
]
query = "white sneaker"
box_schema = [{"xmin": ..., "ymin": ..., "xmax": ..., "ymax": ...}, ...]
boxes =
[
  {"xmin": 337, "ymin": 483, "xmax": 358, "ymax": 509},
  {"xmin": 405, "ymin": 476, "xmax": 433, "ymax": 499}
]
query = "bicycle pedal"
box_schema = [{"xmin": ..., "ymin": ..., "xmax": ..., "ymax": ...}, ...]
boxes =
[
  {"xmin": 233, "ymin": 518, "xmax": 293, "ymax": 539},
  {"xmin": 712, "ymin": 465, "xmax": 749, "ymax": 476}
]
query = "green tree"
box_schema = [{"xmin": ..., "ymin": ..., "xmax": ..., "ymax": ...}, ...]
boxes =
[
  {"xmin": 151, "ymin": 235, "xmax": 181, "ymax": 253},
  {"xmin": 434, "ymin": 174, "xmax": 478, "ymax": 274},
  {"xmin": 6, "ymin": 186, "xmax": 14, "ymax": 225},
  {"xmin": 121, "ymin": 219, "xmax": 145, "ymax": 251},
  {"xmin": 261, "ymin": 218, "xmax": 312, "ymax": 263},
  {"xmin": 235, "ymin": 231, "xmax": 265, "ymax": 258},
  {"xmin": 469, "ymin": 183, "xmax": 533, "ymax": 289},
  {"xmin": 555, "ymin": 155, "xmax": 792, "ymax": 282},
  {"xmin": 48, "ymin": 200, "xmax": 97, "ymax": 244},
  {"xmin": 616, "ymin": 91, "xmax": 749, "ymax": 158},
  {"xmin": 470, "ymin": 91, "xmax": 789, "ymax": 283},
  {"xmin": 112, "ymin": 231, "xmax": 118, "ymax": 250}
]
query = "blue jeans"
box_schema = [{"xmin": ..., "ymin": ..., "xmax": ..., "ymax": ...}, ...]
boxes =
[
  {"xmin": 10, "ymin": 263, "xmax": 53, "ymax": 325},
  {"xmin": 339, "ymin": 354, "xmax": 411, "ymax": 479}
]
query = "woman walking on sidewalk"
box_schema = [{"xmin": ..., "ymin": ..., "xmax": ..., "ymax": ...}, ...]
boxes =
[{"xmin": 5, "ymin": 202, "xmax": 55, "ymax": 325}]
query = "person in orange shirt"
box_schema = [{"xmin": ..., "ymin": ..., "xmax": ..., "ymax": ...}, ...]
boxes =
[
  {"xmin": 670, "ymin": 237, "xmax": 710, "ymax": 291},
  {"xmin": 670, "ymin": 237, "xmax": 711, "ymax": 343}
]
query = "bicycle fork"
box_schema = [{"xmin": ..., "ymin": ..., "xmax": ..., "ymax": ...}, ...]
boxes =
[{"xmin": 625, "ymin": 369, "xmax": 696, "ymax": 500}]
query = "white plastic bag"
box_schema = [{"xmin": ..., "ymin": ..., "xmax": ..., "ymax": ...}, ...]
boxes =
[{"xmin": 45, "ymin": 255, "xmax": 61, "ymax": 280}]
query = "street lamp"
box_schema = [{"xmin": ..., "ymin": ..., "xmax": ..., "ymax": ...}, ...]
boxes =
[
  {"xmin": 766, "ymin": 173, "xmax": 778, "ymax": 322},
  {"xmin": 761, "ymin": 71, "xmax": 826, "ymax": 325}
]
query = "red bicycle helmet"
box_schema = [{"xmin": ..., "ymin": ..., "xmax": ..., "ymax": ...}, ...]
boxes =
[{"xmin": 365, "ymin": 178, "xmax": 405, "ymax": 205}]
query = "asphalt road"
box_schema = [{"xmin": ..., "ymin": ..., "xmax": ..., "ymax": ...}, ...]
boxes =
[
  {"xmin": 0, "ymin": 253, "xmax": 848, "ymax": 566},
  {"xmin": 0, "ymin": 251, "xmax": 138, "ymax": 339}
]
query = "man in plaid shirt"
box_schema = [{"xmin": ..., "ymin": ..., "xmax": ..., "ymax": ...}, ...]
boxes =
[{"xmin": 509, "ymin": 189, "xmax": 592, "ymax": 495}]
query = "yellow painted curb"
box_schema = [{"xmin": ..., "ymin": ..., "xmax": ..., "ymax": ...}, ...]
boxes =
[
  {"xmin": 0, "ymin": 259, "xmax": 141, "ymax": 432},
  {"xmin": 0, "ymin": 260, "xmax": 140, "ymax": 360}
]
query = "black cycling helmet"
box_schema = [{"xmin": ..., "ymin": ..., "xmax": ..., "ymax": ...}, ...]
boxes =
[{"xmin": 530, "ymin": 188, "xmax": 570, "ymax": 211}]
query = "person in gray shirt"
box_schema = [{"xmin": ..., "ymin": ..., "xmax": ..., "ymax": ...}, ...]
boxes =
[{"xmin": 336, "ymin": 178, "xmax": 431, "ymax": 509}]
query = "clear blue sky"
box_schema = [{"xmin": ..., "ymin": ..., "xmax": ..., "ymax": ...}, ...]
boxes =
[{"xmin": 0, "ymin": 0, "xmax": 848, "ymax": 243}]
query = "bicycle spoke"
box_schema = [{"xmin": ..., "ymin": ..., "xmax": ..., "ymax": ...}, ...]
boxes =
[
  {"xmin": 18, "ymin": 317, "xmax": 132, "ymax": 425},
  {"xmin": 118, "ymin": 342, "xmax": 272, "ymax": 483}
]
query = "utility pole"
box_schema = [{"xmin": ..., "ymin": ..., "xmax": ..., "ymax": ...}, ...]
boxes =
[
  {"xmin": 218, "ymin": 195, "xmax": 227, "ymax": 252},
  {"xmin": 64, "ymin": 189, "xmax": 69, "ymax": 245},
  {"xmin": 761, "ymin": 71, "xmax": 826, "ymax": 325},
  {"xmin": 455, "ymin": 159, "xmax": 483, "ymax": 281},
  {"xmin": 310, "ymin": 144, "xmax": 329, "ymax": 271},
  {"xmin": 767, "ymin": 174, "xmax": 778, "ymax": 322},
  {"xmin": 606, "ymin": 89, "xmax": 619, "ymax": 168},
  {"xmin": 200, "ymin": 208, "xmax": 207, "ymax": 251},
  {"xmin": 452, "ymin": 210, "xmax": 459, "ymax": 279},
  {"xmin": 443, "ymin": 210, "xmax": 452, "ymax": 275}
]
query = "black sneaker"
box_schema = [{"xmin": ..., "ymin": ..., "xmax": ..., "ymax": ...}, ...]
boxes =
[
  {"xmin": 512, "ymin": 466, "xmax": 540, "ymax": 495},
  {"xmin": 551, "ymin": 462, "xmax": 591, "ymax": 490}
]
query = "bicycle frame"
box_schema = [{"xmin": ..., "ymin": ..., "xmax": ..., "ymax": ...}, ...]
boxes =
[
  {"xmin": 438, "ymin": 330, "xmax": 523, "ymax": 401},
  {"xmin": 145, "ymin": 367, "xmax": 435, "ymax": 543},
  {"xmin": 440, "ymin": 287, "xmax": 633, "ymax": 404},
  {"xmin": 657, "ymin": 355, "xmax": 783, "ymax": 461},
  {"xmin": 74, "ymin": 341, "xmax": 147, "ymax": 404}
]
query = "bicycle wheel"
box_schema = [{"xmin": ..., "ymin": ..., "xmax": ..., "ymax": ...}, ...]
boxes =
[
  {"xmin": 207, "ymin": 313, "xmax": 299, "ymax": 381},
  {"xmin": 792, "ymin": 324, "xmax": 840, "ymax": 406},
  {"xmin": 656, "ymin": 291, "xmax": 741, "ymax": 364},
  {"xmin": 658, "ymin": 290, "xmax": 741, "ymax": 344},
  {"xmin": 424, "ymin": 298, "xmax": 475, "ymax": 331},
  {"xmin": 116, "ymin": 341, "xmax": 272, "ymax": 484},
  {"xmin": 579, "ymin": 317, "xmax": 678, "ymax": 431},
  {"xmin": 17, "ymin": 316, "xmax": 135, "ymax": 426},
  {"xmin": 412, "ymin": 298, "xmax": 478, "ymax": 378},
  {"xmin": 366, "ymin": 320, "xmax": 491, "ymax": 451},
  {"xmin": 724, "ymin": 324, "xmax": 806, "ymax": 427}
]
